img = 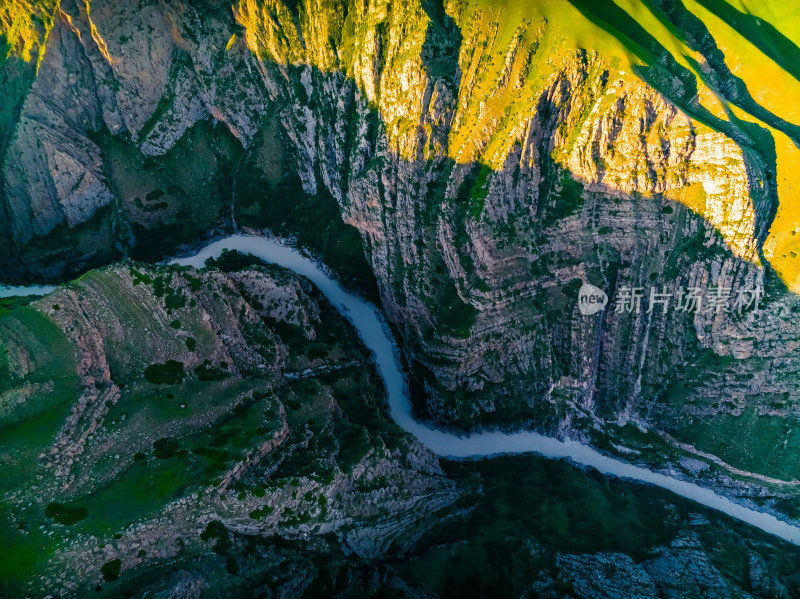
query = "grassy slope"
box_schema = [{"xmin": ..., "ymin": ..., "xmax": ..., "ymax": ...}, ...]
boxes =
[
  {"xmin": 0, "ymin": 259, "xmax": 404, "ymax": 595},
  {"xmin": 678, "ymin": 0, "xmax": 800, "ymax": 290},
  {"xmin": 0, "ymin": 303, "xmax": 80, "ymax": 592},
  {"xmin": 570, "ymin": 0, "xmax": 800, "ymax": 289}
]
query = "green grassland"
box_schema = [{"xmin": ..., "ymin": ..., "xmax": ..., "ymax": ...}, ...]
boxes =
[
  {"xmin": 0, "ymin": 305, "xmax": 81, "ymax": 592},
  {"xmin": 0, "ymin": 257, "xmax": 409, "ymax": 596},
  {"xmin": 0, "ymin": 307, "xmax": 80, "ymax": 489}
]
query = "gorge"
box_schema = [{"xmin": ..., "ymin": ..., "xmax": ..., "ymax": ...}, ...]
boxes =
[
  {"xmin": 177, "ymin": 233, "xmax": 800, "ymax": 547},
  {"xmin": 4, "ymin": 0, "xmax": 800, "ymax": 595}
]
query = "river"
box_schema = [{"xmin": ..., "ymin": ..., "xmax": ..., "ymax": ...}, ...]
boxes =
[
  {"xmin": 0, "ymin": 284, "xmax": 57, "ymax": 298},
  {"xmin": 5, "ymin": 233, "xmax": 800, "ymax": 546}
]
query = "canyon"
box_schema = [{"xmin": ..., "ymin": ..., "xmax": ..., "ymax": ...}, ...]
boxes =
[{"xmin": 3, "ymin": 0, "xmax": 800, "ymax": 596}]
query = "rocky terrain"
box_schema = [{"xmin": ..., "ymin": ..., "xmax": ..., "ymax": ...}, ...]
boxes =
[
  {"xmin": 3, "ymin": 0, "xmax": 800, "ymax": 595},
  {"xmin": 0, "ymin": 253, "xmax": 798, "ymax": 597},
  {"xmin": 0, "ymin": 255, "xmax": 459, "ymax": 596}
]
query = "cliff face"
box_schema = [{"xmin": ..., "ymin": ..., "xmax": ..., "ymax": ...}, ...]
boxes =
[{"xmin": 3, "ymin": 0, "xmax": 800, "ymax": 503}]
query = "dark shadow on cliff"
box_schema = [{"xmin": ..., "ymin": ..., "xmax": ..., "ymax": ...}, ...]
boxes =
[
  {"xmin": 655, "ymin": 0, "xmax": 800, "ymax": 143},
  {"xmin": 567, "ymin": 0, "xmax": 780, "ymax": 254},
  {"xmin": 694, "ymin": 0, "xmax": 800, "ymax": 86},
  {"xmin": 420, "ymin": 0, "xmax": 462, "ymax": 90},
  {"xmin": 234, "ymin": 145, "xmax": 381, "ymax": 305}
]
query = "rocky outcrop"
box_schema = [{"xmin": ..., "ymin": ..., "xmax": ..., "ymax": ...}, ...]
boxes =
[{"xmin": 554, "ymin": 528, "xmax": 795, "ymax": 598}]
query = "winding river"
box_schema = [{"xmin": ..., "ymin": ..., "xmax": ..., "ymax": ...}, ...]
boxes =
[
  {"xmin": 7, "ymin": 233, "xmax": 800, "ymax": 546},
  {"xmin": 0, "ymin": 284, "xmax": 56, "ymax": 299}
]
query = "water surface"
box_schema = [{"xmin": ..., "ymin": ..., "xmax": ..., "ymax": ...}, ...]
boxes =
[{"xmin": 0, "ymin": 284, "xmax": 57, "ymax": 298}]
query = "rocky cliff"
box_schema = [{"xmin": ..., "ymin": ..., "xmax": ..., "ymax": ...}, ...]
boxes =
[{"xmin": 3, "ymin": 0, "xmax": 800, "ymax": 518}]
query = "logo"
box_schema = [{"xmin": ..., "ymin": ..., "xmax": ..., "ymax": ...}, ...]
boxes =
[{"xmin": 578, "ymin": 283, "xmax": 608, "ymax": 315}]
